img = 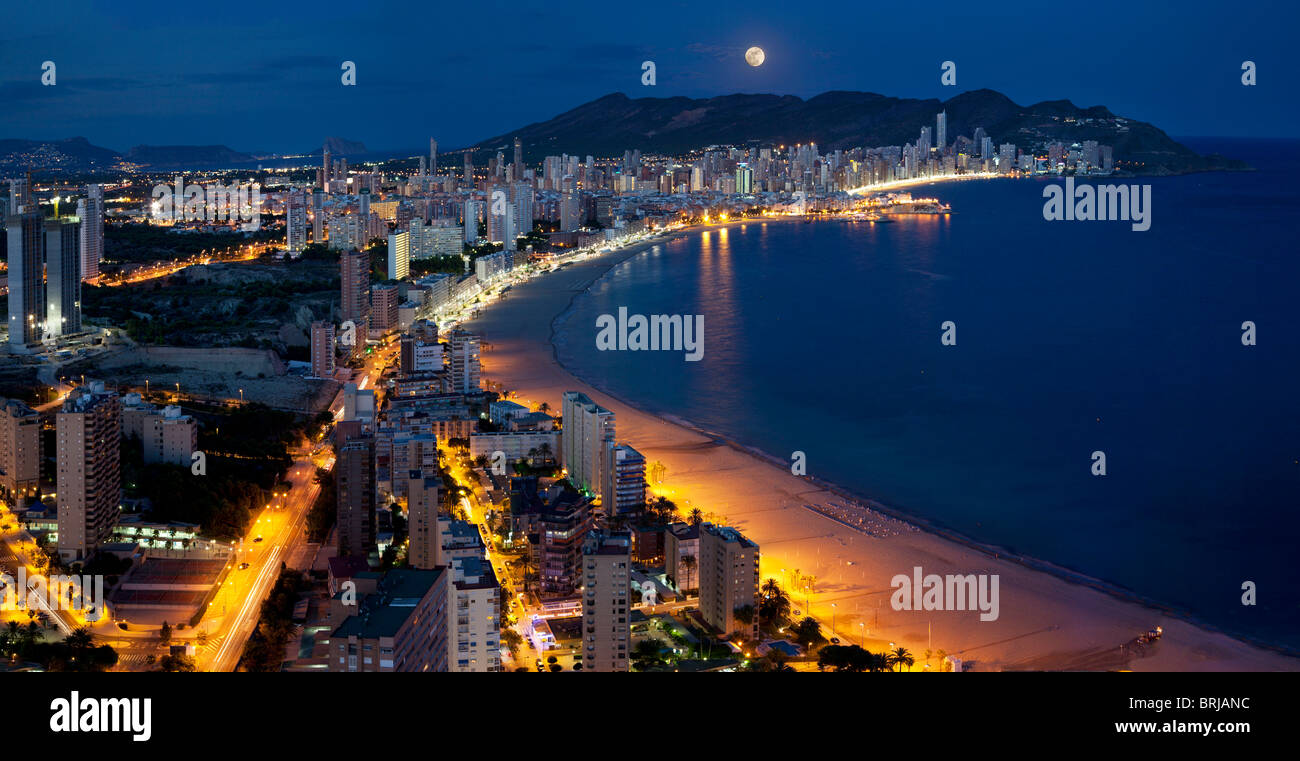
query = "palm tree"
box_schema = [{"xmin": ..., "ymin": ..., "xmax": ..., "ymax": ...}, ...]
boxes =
[
  {"xmin": 759, "ymin": 579, "xmax": 791, "ymax": 626},
  {"xmin": 869, "ymin": 651, "xmax": 892, "ymax": 672},
  {"xmin": 679, "ymin": 554, "xmax": 697, "ymax": 592},
  {"xmin": 733, "ymin": 605, "xmax": 756, "ymax": 640},
  {"xmin": 688, "ymin": 507, "xmax": 703, "ymax": 526},
  {"xmin": 936, "ymin": 649, "xmax": 949, "ymax": 672},
  {"xmin": 65, "ymin": 627, "xmax": 93, "ymax": 652},
  {"xmin": 889, "ymin": 646, "xmax": 914, "ymax": 672}
]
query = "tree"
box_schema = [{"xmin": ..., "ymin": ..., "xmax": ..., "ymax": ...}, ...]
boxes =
[
  {"xmin": 789, "ymin": 617, "xmax": 824, "ymax": 648},
  {"xmin": 65, "ymin": 627, "xmax": 93, "ymax": 653},
  {"xmin": 750, "ymin": 649, "xmax": 794, "ymax": 672},
  {"xmin": 889, "ymin": 646, "xmax": 914, "ymax": 672},
  {"xmin": 759, "ymin": 579, "xmax": 791, "ymax": 627},
  {"xmin": 733, "ymin": 604, "xmax": 756, "ymax": 637},
  {"xmin": 687, "ymin": 507, "xmax": 703, "ymax": 526},
  {"xmin": 631, "ymin": 639, "xmax": 667, "ymax": 671},
  {"xmin": 679, "ymin": 554, "xmax": 698, "ymax": 592},
  {"xmin": 158, "ymin": 654, "xmax": 195, "ymax": 672},
  {"xmin": 817, "ymin": 644, "xmax": 875, "ymax": 672},
  {"xmin": 159, "ymin": 621, "xmax": 172, "ymax": 645}
]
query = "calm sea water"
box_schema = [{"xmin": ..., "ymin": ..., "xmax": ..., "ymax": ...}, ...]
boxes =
[{"xmin": 555, "ymin": 138, "xmax": 1300, "ymax": 651}]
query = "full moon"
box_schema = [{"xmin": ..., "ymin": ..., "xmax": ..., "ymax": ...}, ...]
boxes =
[{"xmin": 745, "ymin": 46, "xmax": 765, "ymax": 67}]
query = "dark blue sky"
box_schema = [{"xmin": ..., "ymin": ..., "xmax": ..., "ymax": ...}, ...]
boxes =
[{"xmin": 1, "ymin": 0, "xmax": 1294, "ymax": 154}]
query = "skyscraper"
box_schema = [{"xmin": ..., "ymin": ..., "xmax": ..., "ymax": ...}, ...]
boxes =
[
  {"xmin": 322, "ymin": 145, "xmax": 332, "ymax": 188},
  {"xmin": 513, "ymin": 137, "xmax": 523, "ymax": 182},
  {"xmin": 430, "ymin": 138, "xmax": 437, "ymax": 175},
  {"xmin": 561, "ymin": 391, "xmax": 615, "ymax": 501},
  {"xmin": 582, "ymin": 530, "xmax": 632, "ymax": 672},
  {"xmin": 387, "ymin": 230, "xmax": 410, "ymax": 281},
  {"xmin": 6, "ymin": 210, "xmax": 45, "ymax": 351},
  {"xmin": 448, "ymin": 557, "xmax": 502, "ymax": 672},
  {"xmin": 78, "ymin": 184, "xmax": 104, "ymax": 282},
  {"xmin": 340, "ymin": 248, "xmax": 371, "ymax": 323},
  {"xmin": 0, "ymin": 399, "xmax": 41, "ymax": 503},
  {"xmin": 56, "ymin": 385, "xmax": 121, "ymax": 562},
  {"xmin": 310, "ymin": 321, "xmax": 335, "ymax": 379},
  {"xmin": 407, "ymin": 471, "xmax": 441, "ymax": 570},
  {"xmin": 610, "ymin": 444, "xmax": 646, "ymax": 515},
  {"xmin": 44, "ymin": 217, "xmax": 82, "ymax": 338},
  {"xmin": 463, "ymin": 151, "xmax": 473, "ymax": 185},
  {"xmin": 447, "ymin": 330, "xmax": 480, "ymax": 394},
  {"xmin": 936, "ymin": 111, "xmax": 947, "ymax": 152},
  {"xmin": 336, "ymin": 425, "xmax": 377, "ymax": 560},
  {"xmin": 699, "ymin": 524, "xmax": 760, "ymax": 640},
  {"xmin": 311, "ymin": 188, "xmax": 325, "ymax": 242},
  {"xmin": 286, "ymin": 190, "xmax": 307, "ymax": 254}
]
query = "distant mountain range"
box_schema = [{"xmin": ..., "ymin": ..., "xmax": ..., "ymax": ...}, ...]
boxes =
[
  {"xmin": 470, "ymin": 89, "xmax": 1248, "ymax": 175},
  {"xmin": 0, "ymin": 137, "xmax": 367, "ymax": 173},
  {"xmin": 0, "ymin": 89, "xmax": 1248, "ymax": 175}
]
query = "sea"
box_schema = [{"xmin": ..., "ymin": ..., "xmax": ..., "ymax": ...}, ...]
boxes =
[{"xmin": 553, "ymin": 137, "xmax": 1300, "ymax": 652}]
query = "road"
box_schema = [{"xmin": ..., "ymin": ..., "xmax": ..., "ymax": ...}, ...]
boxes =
[
  {"xmin": 201, "ymin": 452, "xmax": 326, "ymax": 671},
  {"xmin": 0, "ymin": 511, "xmax": 86, "ymax": 637}
]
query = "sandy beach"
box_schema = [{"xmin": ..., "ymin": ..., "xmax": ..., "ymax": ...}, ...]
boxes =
[{"xmin": 465, "ymin": 226, "xmax": 1298, "ymax": 672}]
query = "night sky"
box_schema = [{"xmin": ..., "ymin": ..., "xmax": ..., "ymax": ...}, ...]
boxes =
[{"xmin": 0, "ymin": 0, "xmax": 1294, "ymax": 153}]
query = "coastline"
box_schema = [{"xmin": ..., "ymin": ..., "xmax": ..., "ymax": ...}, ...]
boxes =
[{"xmin": 464, "ymin": 219, "xmax": 1299, "ymax": 672}]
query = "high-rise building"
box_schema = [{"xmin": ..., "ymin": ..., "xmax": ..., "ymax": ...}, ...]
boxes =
[
  {"xmin": 0, "ymin": 399, "xmax": 41, "ymax": 503},
  {"xmin": 6, "ymin": 211, "xmax": 45, "ymax": 351},
  {"xmin": 463, "ymin": 199, "xmax": 482, "ymax": 243},
  {"xmin": 78, "ymin": 184, "xmax": 104, "ymax": 282},
  {"xmin": 336, "ymin": 426, "xmax": 377, "ymax": 560},
  {"xmin": 447, "ymin": 330, "xmax": 480, "ymax": 394},
  {"xmin": 387, "ymin": 230, "xmax": 410, "ymax": 281},
  {"xmin": 561, "ymin": 391, "xmax": 615, "ymax": 501},
  {"xmin": 340, "ymin": 248, "xmax": 371, "ymax": 324},
  {"xmin": 463, "ymin": 152, "xmax": 473, "ymax": 185},
  {"xmin": 448, "ymin": 556, "xmax": 501, "ymax": 672},
  {"xmin": 328, "ymin": 568, "xmax": 449, "ymax": 672},
  {"xmin": 610, "ymin": 444, "xmax": 646, "ymax": 515},
  {"xmin": 56, "ymin": 385, "xmax": 121, "ymax": 562},
  {"xmin": 560, "ymin": 193, "xmax": 580, "ymax": 232},
  {"xmin": 311, "ymin": 188, "xmax": 325, "ymax": 242},
  {"xmin": 370, "ymin": 283, "xmax": 400, "ymax": 332},
  {"xmin": 406, "ymin": 470, "xmax": 441, "ymax": 570},
  {"xmin": 140, "ymin": 406, "xmax": 197, "ymax": 466},
  {"xmin": 735, "ymin": 164, "xmax": 754, "ymax": 194},
  {"xmin": 664, "ymin": 522, "xmax": 701, "ymax": 593},
  {"xmin": 8, "ymin": 178, "xmax": 30, "ymax": 212},
  {"xmin": 699, "ymin": 523, "xmax": 760, "ymax": 640},
  {"xmin": 286, "ymin": 190, "xmax": 307, "ymax": 254},
  {"xmin": 322, "ymin": 145, "xmax": 332, "ymax": 188},
  {"xmin": 936, "ymin": 111, "xmax": 947, "ymax": 152},
  {"xmin": 539, "ymin": 495, "xmax": 591, "ymax": 598},
  {"xmin": 581, "ymin": 530, "xmax": 632, "ymax": 672},
  {"xmin": 44, "ymin": 217, "xmax": 82, "ymax": 338},
  {"xmin": 309, "ymin": 321, "xmax": 335, "ymax": 379},
  {"xmin": 513, "ymin": 137, "xmax": 523, "ymax": 182},
  {"xmin": 430, "ymin": 138, "xmax": 437, "ymax": 175}
]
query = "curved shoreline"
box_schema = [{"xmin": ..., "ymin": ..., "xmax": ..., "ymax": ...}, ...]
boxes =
[
  {"xmin": 467, "ymin": 217, "xmax": 1298, "ymax": 671},
  {"xmin": 544, "ymin": 219, "xmax": 1297, "ymax": 660}
]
